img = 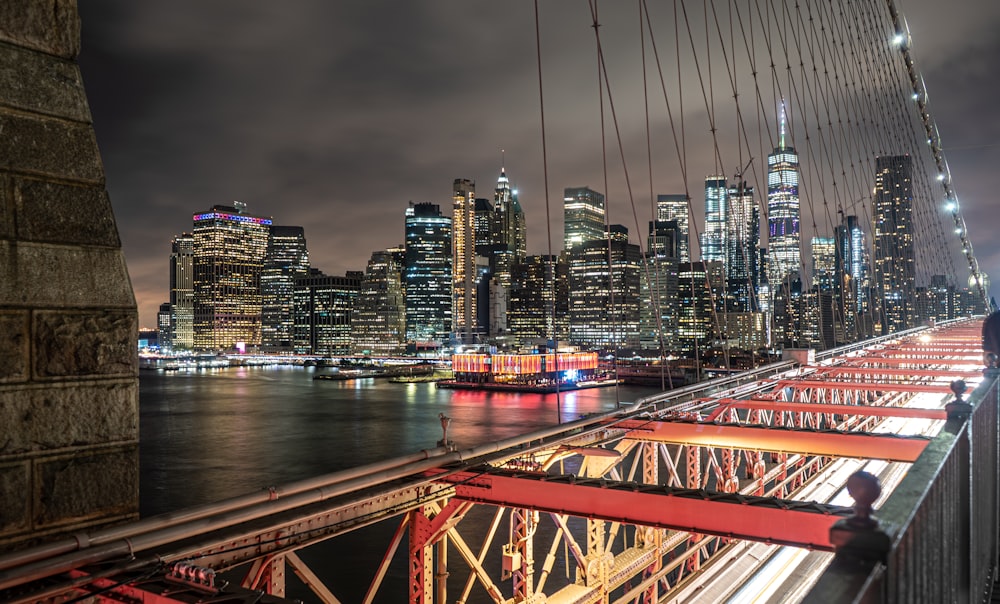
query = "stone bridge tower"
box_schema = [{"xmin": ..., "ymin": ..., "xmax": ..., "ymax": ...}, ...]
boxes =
[{"xmin": 0, "ymin": 1, "xmax": 139, "ymax": 549}]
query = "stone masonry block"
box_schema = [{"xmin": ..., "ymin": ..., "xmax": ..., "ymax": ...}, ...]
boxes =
[
  {"xmin": 15, "ymin": 178, "xmax": 119, "ymax": 246},
  {"xmin": 34, "ymin": 311, "xmax": 136, "ymax": 379},
  {"xmin": 0, "ymin": 0, "xmax": 80, "ymax": 59},
  {"xmin": 34, "ymin": 445, "xmax": 138, "ymax": 529},
  {"xmin": 0, "ymin": 462, "xmax": 30, "ymax": 536},
  {"xmin": 0, "ymin": 311, "xmax": 29, "ymax": 383},
  {"xmin": 0, "ymin": 174, "xmax": 10, "ymax": 239},
  {"xmin": 0, "ymin": 241, "xmax": 135, "ymax": 308},
  {"xmin": 0, "ymin": 112, "xmax": 103, "ymax": 183},
  {"xmin": 0, "ymin": 43, "xmax": 90, "ymax": 122},
  {"xmin": 0, "ymin": 381, "xmax": 137, "ymax": 456}
]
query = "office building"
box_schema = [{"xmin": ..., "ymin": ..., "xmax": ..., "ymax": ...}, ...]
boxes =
[
  {"xmin": 169, "ymin": 233, "xmax": 194, "ymax": 350},
  {"xmin": 564, "ymin": 187, "xmax": 606, "ymax": 251},
  {"xmin": 192, "ymin": 203, "xmax": 270, "ymax": 351},
  {"xmin": 352, "ymin": 250, "xmax": 407, "ymax": 355},
  {"xmin": 404, "ymin": 202, "xmax": 452, "ymax": 345},
  {"xmin": 872, "ymin": 154, "xmax": 916, "ymax": 334},
  {"xmin": 726, "ymin": 180, "xmax": 759, "ymax": 311},
  {"xmin": 508, "ymin": 255, "xmax": 569, "ymax": 346},
  {"xmin": 293, "ymin": 271, "xmax": 360, "ymax": 355},
  {"xmin": 656, "ymin": 194, "xmax": 691, "ymax": 262},
  {"xmin": 640, "ymin": 221, "xmax": 681, "ymax": 351},
  {"xmin": 261, "ymin": 225, "xmax": 309, "ymax": 353},
  {"xmin": 701, "ymin": 176, "xmax": 728, "ymax": 264},
  {"xmin": 568, "ymin": 225, "xmax": 641, "ymax": 349}
]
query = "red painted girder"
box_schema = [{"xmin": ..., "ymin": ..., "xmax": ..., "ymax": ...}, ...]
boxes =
[
  {"xmin": 809, "ymin": 366, "xmax": 982, "ymax": 379},
  {"xmin": 439, "ymin": 469, "xmax": 849, "ymax": 551},
  {"xmin": 774, "ymin": 379, "xmax": 968, "ymax": 394},
  {"xmin": 713, "ymin": 398, "xmax": 947, "ymax": 420},
  {"xmin": 863, "ymin": 352, "xmax": 982, "ymax": 361},
  {"xmin": 840, "ymin": 357, "xmax": 982, "ymax": 367},
  {"xmin": 613, "ymin": 419, "xmax": 928, "ymax": 461}
]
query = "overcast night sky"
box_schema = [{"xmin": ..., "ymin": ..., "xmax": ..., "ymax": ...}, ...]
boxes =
[{"xmin": 76, "ymin": 1, "xmax": 1000, "ymax": 328}]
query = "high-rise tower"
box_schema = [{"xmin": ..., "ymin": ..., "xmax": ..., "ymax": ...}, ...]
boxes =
[
  {"xmin": 767, "ymin": 103, "xmax": 802, "ymax": 292},
  {"xmin": 701, "ymin": 176, "xmax": 728, "ymax": 264},
  {"xmin": 564, "ymin": 186, "xmax": 606, "ymax": 251},
  {"xmin": 192, "ymin": 203, "xmax": 271, "ymax": 351},
  {"xmin": 726, "ymin": 180, "xmax": 759, "ymax": 311},
  {"xmin": 452, "ymin": 178, "xmax": 477, "ymax": 343},
  {"xmin": 489, "ymin": 166, "xmax": 527, "ymax": 288},
  {"xmin": 873, "ymin": 154, "xmax": 915, "ymax": 334},
  {"xmin": 656, "ymin": 194, "xmax": 691, "ymax": 262},
  {"xmin": 169, "ymin": 233, "xmax": 194, "ymax": 350},
  {"xmin": 404, "ymin": 202, "xmax": 452, "ymax": 345},
  {"xmin": 261, "ymin": 225, "xmax": 309, "ymax": 353}
]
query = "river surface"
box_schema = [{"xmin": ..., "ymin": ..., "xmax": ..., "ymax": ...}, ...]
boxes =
[{"xmin": 139, "ymin": 367, "xmax": 659, "ymax": 601}]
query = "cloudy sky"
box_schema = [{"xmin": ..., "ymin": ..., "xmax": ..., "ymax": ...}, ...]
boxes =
[{"xmin": 76, "ymin": 1, "xmax": 1000, "ymax": 327}]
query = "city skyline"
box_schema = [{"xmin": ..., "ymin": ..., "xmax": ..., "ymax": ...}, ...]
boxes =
[{"xmin": 76, "ymin": 1, "xmax": 1000, "ymax": 327}]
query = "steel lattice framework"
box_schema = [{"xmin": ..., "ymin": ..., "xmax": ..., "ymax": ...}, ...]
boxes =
[{"xmin": 0, "ymin": 319, "xmax": 988, "ymax": 604}]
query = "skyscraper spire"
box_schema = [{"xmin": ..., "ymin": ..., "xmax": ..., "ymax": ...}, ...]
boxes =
[{"xmin": 779, "ymin": 99, "xmax": 787, "ymax": 149}]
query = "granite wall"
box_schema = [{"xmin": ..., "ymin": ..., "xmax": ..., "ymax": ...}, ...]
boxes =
[{"xmin": 0, "ymin": 0, "xmax": 139, "ymax": 549}]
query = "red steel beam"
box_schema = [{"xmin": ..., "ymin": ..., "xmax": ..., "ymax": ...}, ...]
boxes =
[
  {"xmin": 774, "ymin": 379, "xmax": 968, "ymax": 394},
  {"xmin": 440, "ymin": 470, "xmax": 849, "ymax": 551},
  {"xmin": 612, "ymin": 419, "xmax": 928, "ymax": 461},
  {"xmin": 840, "ymin": 357, "xmax": 983, "ymax": 367},
  {"xmin": 809, "ymin": 366, "xmax": 982, "ymax": 379},
  {"xmin": 713, "ymin": 398, "xmax": 947, "ymax": 420}
]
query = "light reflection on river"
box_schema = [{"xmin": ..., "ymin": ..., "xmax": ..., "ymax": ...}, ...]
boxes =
[{"xmin": 139, "ymin": 367, "xmax": 659, "ymax": 602}]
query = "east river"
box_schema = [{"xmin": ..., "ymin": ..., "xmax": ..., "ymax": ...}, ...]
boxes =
[{"xmin": 139, "ymin": 367, "xmax": 659, "ymax": 602}]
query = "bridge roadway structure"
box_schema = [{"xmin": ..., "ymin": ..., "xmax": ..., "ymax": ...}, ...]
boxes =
[{"xmin": 0, "ymin": 319, "xmax": 997, "ymax": 603}]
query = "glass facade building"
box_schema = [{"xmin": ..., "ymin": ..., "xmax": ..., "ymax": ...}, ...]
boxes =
[{"xmin": 404, "ymin": 202, "xmax": 452, "ymax": 345}]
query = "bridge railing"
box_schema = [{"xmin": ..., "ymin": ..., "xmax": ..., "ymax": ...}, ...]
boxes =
[{"xmin": 807, "ymin": 369, "xmax": 1000, "ymax": 603}]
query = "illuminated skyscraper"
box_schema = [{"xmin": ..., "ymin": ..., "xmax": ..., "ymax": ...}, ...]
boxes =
[
  {"xmin": 563, "ymin": 186, "xmax": 606, "ymax": 251},
  {"xmin": 169, "ymin": 232, "xmax": 194, "ymax": 350},
  {"xmin": 352, "ymin": 250, "xmax": 406, "ymax": 355},
  {"xmin": 509, "ymin": 255, "xmax": 569, "ymax": 346},
  {"xmin": 834, "ymin": 214, "xmax": 873, "ymax": 341},
  {"xmin": 767, "ymin": 103, "xmax": 801, "ymax": 292},
  {"xmin": 192, "ymin": 203, "xmax": 270, "ymax": 351},
  {"xmin": 701, "ymin": 176, "xmax": 728, "ymax": 264},
  {"xmin": 656, "ymin": 194, "xmax": 691, "ymax": 262},
  {"xmin": 404, "ymin": 202, "xmax": 452, "ymax": 345},
  {"xmin": 261, "ymin": 225, "xmax": 309, "ymax": 353},
  {"xmin": 488, "ymin": 166, "xmax": 527, "ymax": 288},
  {"xmin": 811, "ymin": 237, "xmax": 836, "ymax": 292},
  {"xmin": 640, "ymin": 220, "xmax": 681, "ymax": 351},
  {"xmin": 452, "ymin": 178, "xmax": 477, "ymax": 343},
  {"xmin": 568, "ymin": 225, "xmax": 641, "ymax": 349},
  {"xmin": 293, "ymin": 271, "xmax": 360, "ymax": 355},
  {"xmin": 873, "ymin": 154, "xmax": 915, "ymax": 334},
  {"xmin": 726, "ymin": 180, "xmax": 759, "ymax": 311}
]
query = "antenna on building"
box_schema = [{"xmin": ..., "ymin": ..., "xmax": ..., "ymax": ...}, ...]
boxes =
[{"xmin": 779, "ymin": 99, "xmax": 787, "ymax": 148}]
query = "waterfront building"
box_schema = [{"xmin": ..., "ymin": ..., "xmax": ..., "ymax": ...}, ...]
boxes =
[
  {"xmin": 657, "ymin": 194, "xmax": 691, "ymax": 262},
  {"xmin": 451, "ymin": 351, "xmax": 599, "ymax": 388},
  {"xmin": 726, "ymin": 180, "xmax": 759, "ymax": 312},
  {"xmin": 261, "ymin": 225, "xmax": 309, "ymax": 353},
  {"xmin": 452, "ymin": 178, "xmax": 478, "ymax": 344},
  {"xmin": 640, "ymin": 220, "xmax": 681, "ymax": 352},
  {"xmin": 404, "ymin": 202, "xmax": 452, "ymax": 346},
  {"xmin": 508, "ymin": 255, "xmax": 569, "ymax": 347},
  {"xmin": 169, "ymin": 232, "xmax": 194, "ymax": 350},
  {"xmin": 873, "ymin": 154, "xmax": 916, "ymax": 334},
  {"xmin": 568, "ymin": 225, "xmax": 641, "ymax": 349},
  {"xmin": 293, "ymin": 271, "xmax": 361, "ymax": 355},
  {"xmin": 156, "ymin": 303, "xmax": 171, "ymax": 350},
  {"xmin": 563, "ymin": 187, "xmax": 606, "ymax": 251},
  {"xmin": 767, "ymin": 104, "xmax": 802, "ymax": 293},
  {"xmin": 192, "ymin": 203, "xmax": 270, "ymax": 351},
  {"xmin": 352, "ymin": 250, "xmax": 406, "ymax": 355},
  {"xmin": 701, "ymin": 176, "xmax": 728, "ymax": 264}
]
